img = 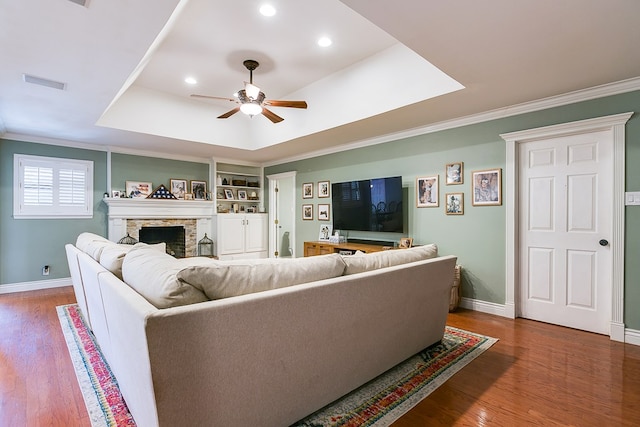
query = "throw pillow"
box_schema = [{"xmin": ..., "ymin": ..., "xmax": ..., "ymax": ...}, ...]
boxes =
[
  {"xmin": 342, "ymin": 244, "xmax": 438, "ymax": 275},
  {"xmin": 177, "ymin": 254, "xmax": 347, "ymax": 300}
]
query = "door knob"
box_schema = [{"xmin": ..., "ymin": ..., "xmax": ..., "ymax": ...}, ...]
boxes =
[{"xmin": 599, "ymin": 239, "xmax": 609, "ymax": 247}]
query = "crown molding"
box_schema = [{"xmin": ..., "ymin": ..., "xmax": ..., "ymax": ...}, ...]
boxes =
[{"xmin": 265, "ymin": 76, "xmax": 640, "ymax": 167}]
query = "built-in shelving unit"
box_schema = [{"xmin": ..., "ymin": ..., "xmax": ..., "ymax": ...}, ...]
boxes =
[{"xmin": 214, "ymin": 162, "xmax": 263, "ymax": 214}]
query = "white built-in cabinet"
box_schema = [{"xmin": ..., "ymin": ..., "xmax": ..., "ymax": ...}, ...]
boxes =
[{"xmin": 214, "ymin": 213, "xmax": 268, "ymax": 259}]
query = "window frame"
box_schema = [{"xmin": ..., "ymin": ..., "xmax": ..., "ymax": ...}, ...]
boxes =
[{"xmin": 13, "ymin": 154, "xmax": 94, "ymax": 219}]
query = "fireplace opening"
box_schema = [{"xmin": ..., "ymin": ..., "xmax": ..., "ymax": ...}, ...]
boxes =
[{"xmin": 139, "ymin": 226, "xmax": 186, "ymax": 258}]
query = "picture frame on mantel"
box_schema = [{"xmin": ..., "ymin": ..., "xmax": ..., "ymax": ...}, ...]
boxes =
[
  {"xmin": 170, "ymin": 179, "xmax": 188, "ymax": 199},
  {"xmin": 191, "ymin": 180, "xmax": 207, "ymax": 200},
  {"xmin": 126, "ymin": 181, "xmax": 152, "ymax": 198}
]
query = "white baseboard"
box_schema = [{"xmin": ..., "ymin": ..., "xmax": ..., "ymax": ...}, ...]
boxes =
[
  {"xmin": 0, "ymin": 277, "xmax": 71, "ymax": 294},
  {"xmin": 459, "ymin": 297, "xmax": 509, "ymax": 317},
  {"xmin": 460, "ymin": 297, "xmax": 640, "ymax": 347}
]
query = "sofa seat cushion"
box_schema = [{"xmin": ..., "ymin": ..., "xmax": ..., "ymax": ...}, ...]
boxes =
[
  {"xmin": 342, "ymin": 244, "xmax": 438, "ymax": 275},
  {"xmin": 122, "ymin": 245, "xmax": 210, "ymax": 309},
  {"xmin": 177, "ymin": 254, "xmax": 346, "ymax": 300}
]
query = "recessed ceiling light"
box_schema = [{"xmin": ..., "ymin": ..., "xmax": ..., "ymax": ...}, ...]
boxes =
[
  {"xmin": 259, "ymin": 4, "xmax": 276, "ymax": 17},
  {"xmin": 317, "ymin": 36, "xmax": 332, "ymax": 47},
  {"xmin": 185, "ymin": 76, "xmax": 197, "ymax": 85}
]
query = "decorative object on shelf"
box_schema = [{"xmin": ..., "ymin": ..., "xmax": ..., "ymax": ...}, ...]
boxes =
[
  {"xmin": 246, "ymin": 207, "xmax": 256, "ymax": 213},
  {"xmin": 446, "ymin": 162, "xmax": 464, "ymax": 185},
  {"xmin": 117, "ymin": 233, "xmax": 138, "ymax": 245},
  {"xmin": 170, "ymin": 179, "xmax": 188, "ymax": 199},
  {"xmin": 184, "ymin": 193, "xmax": 194, "ymax": 200},
  {"xmin": 198, "ymin": 234, "xmax": 214, "ymax": 257},
  {"xmin": 216, "ymin": 175, "xmax": 223, "ymax": 186},
  {"xmin": 248, "ymin": 191, "xmax": 258, "ymax": 200},
  {"xmin": 302, "ymin": 204, "xmax": 313, "ymax": 220},
  {"xmin": 232, "ymin": 203, "xmax": 239, "ymax": 213},
  {"xmin": 224, "ymin": 189, "xmax": 234, "ymax": 199},
  {"xmin": 237, "ymin": 190, "xmax": 247, "ymax": 200},
  {"xmin": 232, "ymin": 177, "xmax": 247, "ymax": 186},
  {"xmin": 318, "ymin": 203, "xmax": 330, "ymax": 221},
  {"xmin": 247, "ymin": 179, "xmax": 260, "ymax": 187},
  {"xmin": 191, "ymin": 180, "xmax": 207, "ymax": 200},
  {"xmin": 147, "ymin": 184, "xmax": 177, "ymax": 199},
  {"xmin": 111, "ymin": 190, "xmax": 121, "ymax": 198},
  {"xmin": 318, "ymin": 181, "xmax": 330, "ymax": 198},
  {"xmin": 318, "ymin": 224, "xmax": 333, "ymax": 241},
  {"xmin": 472, "ymin": 168, "xmax": 502, "ymax": 206},
  {"xmin": 399, "ymin": 237, "xmax": 413, "ymax": 248},
  {"xmin": 446, "ymin": 193, "xmax": 464, "ymax": 215},
  {"xmin": 302, "ymin": 182, "xmax": 313, "ymax": 199},
  {"xmin": 416, "ymin": 175, "xmax": 439, "ymax": 207},
  {"xmin": 125, "ymin": 181, "xmax": 152, "ymax": 199},
  {"xmin": 222, "ymin": 177, "xmax": 228, "ymax": 185}
]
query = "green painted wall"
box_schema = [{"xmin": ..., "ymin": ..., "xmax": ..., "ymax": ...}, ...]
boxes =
[
  {"xmin": 0, "ymin": 140, "xmax": 108, "ymax": 284},
  {"xmin": 0, "ymin": 141, "xmax": 210, "ymax": 286},
  {"xmin": 265, "ymin": 90, "xmax": 640, "ymax": 329},
  {"xmin": 111, "ymin": 153, "xmax": 210, "ymax": 195}
]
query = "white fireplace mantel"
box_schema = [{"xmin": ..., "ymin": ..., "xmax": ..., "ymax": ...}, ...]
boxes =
[{"xmin": 104, "ymin": 198, "xmax": 215, "ymax": 243}]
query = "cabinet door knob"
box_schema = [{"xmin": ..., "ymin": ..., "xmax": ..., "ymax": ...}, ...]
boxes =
[{"xmin": 599, "ymin": 239, "xmax": 609, "ymax": 247}]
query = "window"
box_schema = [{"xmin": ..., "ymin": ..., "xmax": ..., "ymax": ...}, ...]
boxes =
[{"xmin": 14, "ymin": 154, "xmax": 94, "ymax": 218}]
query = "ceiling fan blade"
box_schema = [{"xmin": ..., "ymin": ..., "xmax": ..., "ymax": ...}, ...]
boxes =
[
  {"xmin": 264, "ymin": 100, "xmax": 308, "ymax": 109},
  {"xmin": 261, "ymin": 108, "xmax": 284, "ymax": 123},
  {"xmin": 191, "ymin": 94, "xmax": 237, "ymax": 103},
  {"xmin": 217, "ymin": 107, "xmax": 240, "ymax": 119}
]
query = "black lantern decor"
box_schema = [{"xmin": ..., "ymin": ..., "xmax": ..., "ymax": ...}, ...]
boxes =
[
  {"xmin": 198, "ymin": 233, "xmax": 214, "ymax": 257},
  {"xmin": 118, "ymin": 233, "xmax": 138, "ymax": 245}
]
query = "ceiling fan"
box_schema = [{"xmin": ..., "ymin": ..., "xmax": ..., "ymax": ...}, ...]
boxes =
[{"xmin": 191, "ymin": 59, "xmax": 308, "ymax": 123}]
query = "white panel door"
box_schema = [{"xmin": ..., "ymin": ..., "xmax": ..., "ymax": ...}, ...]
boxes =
[{"xmin": 519, "ymin": 130, "xmax": 612, "ymax": 334}]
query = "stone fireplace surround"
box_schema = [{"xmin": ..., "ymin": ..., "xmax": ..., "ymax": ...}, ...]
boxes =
[{"xmin": 104, "ymin": 198, "xmax": 215, "ymax": 257}]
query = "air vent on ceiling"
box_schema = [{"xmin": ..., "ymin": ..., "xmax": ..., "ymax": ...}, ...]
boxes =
[
  {"xmin": 68, "ymin": 0, "xmax": 88, "ymax": 6},
  {"xmin": 23, "ymin": 74, "xmax": 67, "ymax": 91}
]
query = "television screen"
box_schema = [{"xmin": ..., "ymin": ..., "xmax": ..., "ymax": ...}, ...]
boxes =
[{"xmin": 332, "ymin": 176, "xmax": 403, "ymax": 233}]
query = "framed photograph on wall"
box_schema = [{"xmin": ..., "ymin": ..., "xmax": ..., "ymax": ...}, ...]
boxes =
[
  {"xmin": 446, "ymin": 162, "xmax": 463, "ymax": 185},
  {"xmin": 125, "ymin": 181, "xmax": 152, "ymax": 198},
  {"xmin": 302, "ymin": 204, "xmax": 313, "ymax": 220},
  {"xmin": 318, "ymin": 181, "xmax": 330, "ymax": 198},
  {"xmin": 318, "ymin": 203, "xmax": 330, "ymax": 221},
  {"xmin": 170, "ymin": 179, "xmax": 188, "ymax": 199},
  {"xmin": 191, "ymin": 180, "xmax": 207, "ymax": 200},
  {"xmin": 416, "ymin": 175, "xmax": 439, "ymax": 207},
  {"xmin": 302, "ymin": 182, "xmax": 313, "ymax": 199},
  {"xmin": 318, "ymin": 224, "xmax": 333, "ymax": 241},
  {"xmin": 445, "ymin": 193, "xmax": 464, "ymax": 215},
  {"xmin": 472, "ymin": 168, "xmax": 502, "ymax": 206}
]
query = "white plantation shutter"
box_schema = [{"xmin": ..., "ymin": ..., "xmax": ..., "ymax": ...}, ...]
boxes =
[{"xmin": 14, "ymin": 154, "xmax": 93, "ymax": 218}]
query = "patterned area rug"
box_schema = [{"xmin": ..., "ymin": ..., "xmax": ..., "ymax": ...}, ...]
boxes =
[
  {"xmin": 58, "ymin": 303, "xmax": 496, "ymax": 427},
  {"xmin": 57, "ymin": 304, "xmax": 135, "ymax": 427}
]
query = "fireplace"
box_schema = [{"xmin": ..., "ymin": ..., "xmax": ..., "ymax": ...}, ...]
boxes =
[
  {"xmin": 140, "ymin": 225, "xmax": 186, "ymax": 258},
  {"xmin": 104, "ymin": 198, "xmax": 215, "ymax": 258}
]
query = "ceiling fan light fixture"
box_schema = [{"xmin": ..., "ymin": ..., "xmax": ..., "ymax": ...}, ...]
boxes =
[
  {"xmin": 245, "ymin": 82, "xmax": 261, "ymax": 100},
  {"xmin": 240, "ymin": 102, "xmax": 263, "ymax": 116}
]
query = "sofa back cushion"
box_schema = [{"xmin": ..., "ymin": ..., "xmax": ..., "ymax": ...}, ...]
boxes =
[
  {"xmin": 177, "ymin": 254, "xmax": 346, "ymax": 300},
  {"xmin": 122, "ymin": 245, "xmax": 209, "ymax": 309},
  {"xmin": 99, "ymin": 242, "xmax": 166, "ymax": 280},
  {"xmin": 342, "ymin": 244, "xmax": 438, "ymax": 275}
]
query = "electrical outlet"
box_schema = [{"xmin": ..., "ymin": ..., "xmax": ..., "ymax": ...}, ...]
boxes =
[{"xmin": 42, "ymin": 265, "xmax": 50, "ymax": 276}]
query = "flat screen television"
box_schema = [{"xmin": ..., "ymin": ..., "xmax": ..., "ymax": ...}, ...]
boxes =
[{"xmin": 332, "ymin": 176, "xmax": 404, "ymax": 233}]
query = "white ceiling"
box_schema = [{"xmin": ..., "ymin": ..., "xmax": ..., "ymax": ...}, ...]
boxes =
[{"xmin": 1, "ymin": 0, "xmax": 640, "ymax": 164}]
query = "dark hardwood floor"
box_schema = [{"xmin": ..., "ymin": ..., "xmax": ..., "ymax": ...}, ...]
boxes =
[{"xmin": 1, "ymin": 286, "xmax": 639, "ymax": 426}]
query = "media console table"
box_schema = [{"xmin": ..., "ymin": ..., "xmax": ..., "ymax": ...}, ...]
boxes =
[{"xmin": 303, "ymin": 241, "xmax": 393, "ymax": 257}]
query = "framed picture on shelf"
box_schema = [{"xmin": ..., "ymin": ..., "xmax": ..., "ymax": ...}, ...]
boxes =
[
  {"xmin": 318, "ymin": 203, "xmax": 330, "ymax": 221},
  {"xmin": 302, "ymin": 204, "xmax": 313, "ymax": 220},
  {"xmin": 170, "ymin": 179, "xmax": 188, "ymax": 199},
  {"xmin": 302, "ymin": 182, "xmax": 313, "ymax": 199},
  {"xmin": 318, "ymin": 224, "xmax": 333, "ymax": 241},
  {"xmin": 111, "ymin": 190, "xmax": 121, "ymax": 198},
  {"xmin": 125, "ymin": 181, "xmax": 152, "ymax": 198},
  {"xmin": 472, "ymin": 168, "xmax": 502, "ymax": 206},
  {"xmin": 399, "ymin": 237, "xmax": 413, "ymax": 248},
  {"xmin": 416, "ymin": 175, "xmax": 439, "ymax": 207},
  {"xmin": 445, "ymin": 193, "xmax": 464, "ymax": 215},
  {"xmin": 237, "ymin": 190, "xmax": 247, "ymax": 200},
  {"xmin": 446, "ymin": 162, "xmax": 464, "ymax": 185},
  {"xmin": 224, "ymin": 189, "xmax": 234, "ymax": 199},
  {"xmin": 191, "ymin": 180, "xmax": 207, "ymax": 200},
  {"xmin": 318, "ymin": 181, "xmax": 330, "ymax": 198}
]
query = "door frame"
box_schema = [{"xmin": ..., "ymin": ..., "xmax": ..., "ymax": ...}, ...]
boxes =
[
  {"xmin": 267, "ymin": 171, "xmax": 297, "ymax": 258},
  {"xmin": 501, "ymin": 112, "xmax": 632, "ymax": 342}
]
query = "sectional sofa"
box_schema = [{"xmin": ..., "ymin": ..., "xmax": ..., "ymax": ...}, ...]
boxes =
[{"xmin": 65, "ymin": 232, "xmax": 457, "ymax": 427}]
